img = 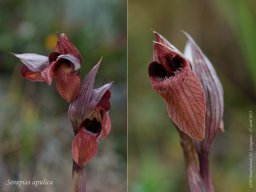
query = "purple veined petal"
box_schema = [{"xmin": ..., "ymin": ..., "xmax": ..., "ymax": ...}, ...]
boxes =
[
  {"xmin": 57, "ymin": 54, "xmax": 81, "ymax": 71},
  {"xmin": 13, "ymin": 53, "xmax": 49, "ymax": 72},
  {"xmin": 55, "ymin": 33, "xmax": 82, "ymax": 63},
  {"xmin": 183, "ymin": 32, "xmax": 224, "ymax": 118},
  {"xmin": 68, "ymin": 59, "xmax": 102, "ymax": 131},
  {"xmin": 88, "ymin": 82, "xmax": 113, "ymax": 110},
  {"xmin": 183, "ymin": 32, "xmax": 224, "ymax": 146},
  {"xmin": 153, "ymin": 31, "xmax": 182, "ymax": 54},
  {"xmin": 153, "ymin": 42, "xmax": 175, "ymax": 63}
]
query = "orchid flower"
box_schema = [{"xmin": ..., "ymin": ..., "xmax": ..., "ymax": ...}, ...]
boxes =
[
  {"xmin": 14, "ymin": 33, "xmax": 82, "ymax": 102},
  {"xmin": 148, "ymin": 31, "xmax": 224, "ymax": 192},
  {"xmin": 148, "ymin": 32, "xmax": 206, "ymax": 140},
  {"xmin": 69, "ymin": 60, "xmax": 113, "ymax": 167}
]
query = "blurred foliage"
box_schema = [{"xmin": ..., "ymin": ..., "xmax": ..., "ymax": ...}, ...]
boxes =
[
  {"xmin": 0, "ymin": 0, "xmax": 126, "ymax": 191},
  {"xmin": 216, "ymin": 0, "xmax": 256, "ymax": 87},
  {"xmin": 128, "ymin": 0, "xmax": 256, "ymax": 192}
]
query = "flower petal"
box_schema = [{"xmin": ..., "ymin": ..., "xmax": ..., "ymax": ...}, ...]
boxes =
[
  {"xmin": 153, "ymin": 31, "xmax": 182, "ymax": 54},
  {"xmin": 57, "ymin": 54, "xmax": 81, "ymax": 71},
  {"xmin": 101, "ymin": 112, "xmax": 111, "ymax": 139},
  {"xmin": 96, "ymin": 90, "xmax": 111, "ymax": 111},
  {"xmin": 55, "ymin": 72, "xmax": 81, "ymax": 103},
  {"xmin": 14, "ymin": 53, "xmax": 49, "ymax": 72},
  {"xmin": 184, "ymin": 32, "xmax": 224, "ymax": 146},
  {"xmin": 72, "ymin": 129, "xmax": 98, "ymax": 167},
  {"xmin": 41, "ymin": 63, "xmax": 55, "ymax": 85},
  {"xmin": 89, "ymin": 82, "xmax": 113, "ymax": 111},
  {"xmin": 69, "ymin": 59, "xmax": 101, "ymax": 131},
  {"xmin": 20, "ymin": 65, "xmax": 45, "ymax": 82},
  {"xmin": 55, "ymin": 33, "xmax": 82, "ymax": 63}
]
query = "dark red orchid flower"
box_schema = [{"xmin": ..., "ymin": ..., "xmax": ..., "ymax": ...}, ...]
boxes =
[
  {"xmin": 69, "ymin": 60, "xmax": 113, "ymax": 167},
  {"xmin": 14, "ymin": 33, "xmax": 82, "ymax": 103},
  {"xmin": 148, "ymin": 32, "xmax": 206, "ymax": 140}
]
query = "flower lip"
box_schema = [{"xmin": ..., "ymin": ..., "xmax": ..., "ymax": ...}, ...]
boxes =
[
  {"xmin": 80, "ymin": 117, "xmax": 102, "ymax": 136},
  {"xmin": 72, "ymin": 128, "xmax": 98, "ymax": 167}
]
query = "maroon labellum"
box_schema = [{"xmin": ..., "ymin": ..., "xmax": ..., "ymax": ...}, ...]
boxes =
[
  {"xmin": 69, "ymin": 60, "xmax": 113, "ymax": 167},
  {"xmin": 14, "ymin": 33, "xmax": 82, "ymax": 103},
  {"xmin": 72, "ymin": 129, "xmax": 99, "ymax": 167},
  {"xmin": 148, "ymin": 32, "xmax": 206, "ymax": 140}
]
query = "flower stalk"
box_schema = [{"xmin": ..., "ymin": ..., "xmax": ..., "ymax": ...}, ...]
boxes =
[
  {"xmin": 179, "ymin": 131, "xmax": 208, "ymax": 192},
  {"xmin": 198, "ymin": 150, "xmax": 213, "ymax": 192},
  {"xmin": 72, "ymin": 161, "xmax": 87, "ymax": 192}
]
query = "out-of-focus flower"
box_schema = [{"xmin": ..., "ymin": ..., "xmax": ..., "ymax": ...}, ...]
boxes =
[
  {"xmin": 14, "ymin": 33, "xmax": 82, "ymax": 102},
  {"xmin": 45, "ymin": 33, "xmax": 58, "ymax": 50},
  {"xmin": 148, "ymin": 32, "xmax": 206, "ymax": 140},
  {"xmin": 69, "ymin": 60, "xmax": 113, "ymax": 167}
]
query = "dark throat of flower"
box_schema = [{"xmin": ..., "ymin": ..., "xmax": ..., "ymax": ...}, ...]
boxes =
[
  {"xmin": 81, "ymin": 118, "xmax": 102, "ymax": 136},
  {"xmin": 148, "ymin": 55, "xmax": 185, "ymax": 79},
  {"xmin": 54, "ymin": 59, "xmax": 74, "ymax": 74}
]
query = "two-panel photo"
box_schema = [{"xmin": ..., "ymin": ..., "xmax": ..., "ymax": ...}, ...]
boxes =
[{"xmin": 0, "ymin": 0, "xmax": 254, "ymax": 191}]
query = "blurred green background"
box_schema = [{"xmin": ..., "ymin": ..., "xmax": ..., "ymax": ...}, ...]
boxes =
[
  {"xmin": 0, "ymin": 0, "xmax": 126, "ymax": 191},
  {"xmin": 128, "ymin": 0, "xmax": 255, "ymax": 192}
]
